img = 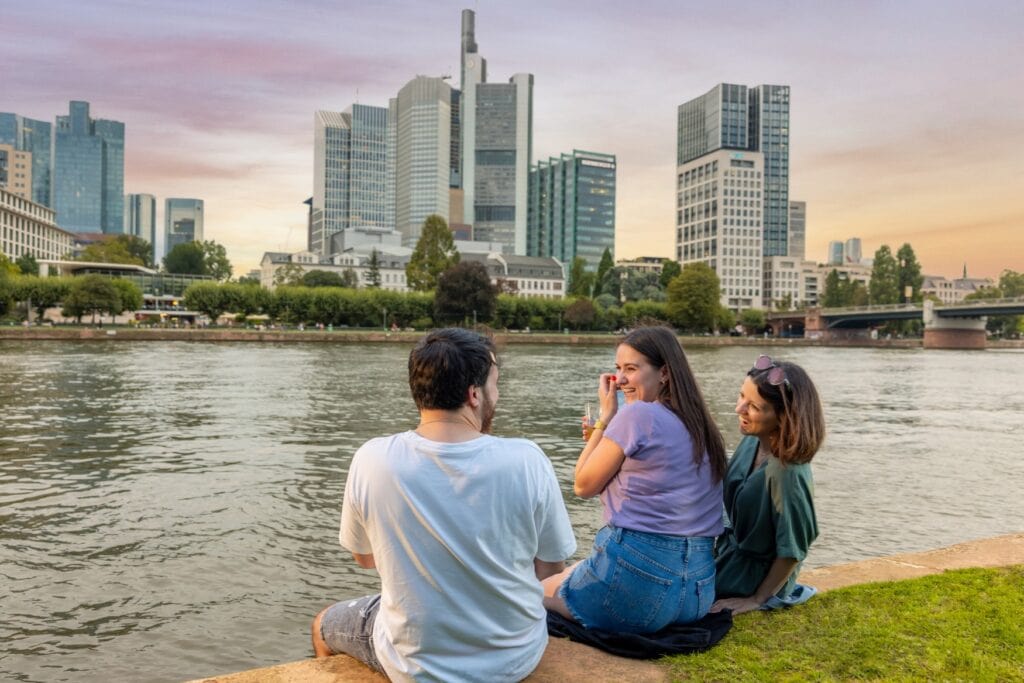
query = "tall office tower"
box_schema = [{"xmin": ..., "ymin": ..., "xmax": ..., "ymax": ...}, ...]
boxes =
[
  {"xmin": 528, "ymin": 150, "xmax": 616, "ymax": 271},
  {"xmin": 828, "ymin": 240, "xmax": 844, "ymax": 265},
  {"xmin": 0, "ymin": 113, "xmax": 53, "ymax": 208},
  {"xmin": 391, "ymin": 76, "xmax": 451, "ymax": 244},
  {"xmin": 676, "ymin": 83, "xmax": 789, "ymax": 309},
  {"xmin": 54, "ymin": 101, "xmax": 124, "ymax": 233},
  {"xmin": 124, "ymin": 193, "xmax": 157, "ymax": 252},
  {"xmin": 459, "ymin": 9, "xmax": 533, "ymax": 254},
  {"xmin": 0, "ymin": 144, "xmax": 33, "ymax": 199},
  {"xmin": 164, "ymin": 198, "xmax": 204, "ymax": 258},
  {"xmin": 788, "ymin": 200, "xmax": 806, "ymax": 260},
  {"xmin": 844, "ymin": 237, "xmax": 862, "ymax": 264},
  {"xmin": 311, "ymin": 105, "xmax": 391, "ymax": 257}
]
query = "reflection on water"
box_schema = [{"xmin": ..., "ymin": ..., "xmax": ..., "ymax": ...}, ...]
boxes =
[{"xmin": 1, "ymin": 340, "xmax": 1022, "ymax": 682}]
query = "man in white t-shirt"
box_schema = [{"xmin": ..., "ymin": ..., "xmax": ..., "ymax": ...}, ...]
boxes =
[{"xmin": 312, "ymin": 328, "xmax": 577, "ymax": 682}]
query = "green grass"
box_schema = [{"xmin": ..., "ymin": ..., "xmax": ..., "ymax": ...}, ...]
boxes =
[{"xmin": 665, "ymin": 566, "xmax": 1024, "ymax": 682}]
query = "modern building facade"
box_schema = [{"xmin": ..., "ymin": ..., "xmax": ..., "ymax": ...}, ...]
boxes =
[
  {"xmin": 124, "ymin": 193, "xmax": 157, "ymax": 250},
  {"xmin": 390, "ymin": 76, "xmax": 452, "ymax": 244},
  {"xmin": 827, "ymin": 240, "xmax": 844, "ymax": 265},
  {"xmin": 0, "ymin": 113, "xmax": 53, "ymax": 208},
  {"xmin": 0, "ymin": 144, "xmax": 32, "ymax": 199},
  {"xmin": 459, "ymin": 9, "xmax": 533, "ymax": 254},
  {"xmin": 844, "ymin": 237, "xmax": 863, "ymax": 264},
  {"xmin": 311, "ymin": 105, "xmax": 391, "ymax": 257},
  {"xmin": 788, "ymin": 200, "xmax": 806, "ymax": 260},
  {"xmin": 164, "ymin": 198, "xmax": 204, "ymax": 257},
  {"xmin": 1, "ymin": 188, "xmax": 75, "ymax": 261},
  {"xmin": 54, "ymin": 101, "xmax": 124, "ymax": 234},
  {"xmin": 528, "ymin": 150, "xmax": 616, "ymax": 273}
]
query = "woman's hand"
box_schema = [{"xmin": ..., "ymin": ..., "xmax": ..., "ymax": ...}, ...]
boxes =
[
  {"xmin": 597, "ymin": 372, "xmax": 619, "ymax": 424},
  {"xmin": 710, "ymin": 596, "xmax": 762, "ymax": 616}
]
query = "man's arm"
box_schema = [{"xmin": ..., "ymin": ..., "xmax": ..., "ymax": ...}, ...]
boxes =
[
  {"xmin": 352, "ymin": 552, "xmax": 376, "ymax": 570},
  {"xmin": 534, "ymin": 558, "xmax": 565, "ymax": 581}
]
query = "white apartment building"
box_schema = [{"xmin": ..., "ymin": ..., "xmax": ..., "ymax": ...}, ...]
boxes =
[
  {"xmin": 676, "ymin": 149, "xmax": 764, "ymax": 310},
  {"xmin": 260, "ymin": 248, "xmax": 410, "ymax": 292},
  {"xmin": 1, "ymin": 188, "xmax": 74, "ymax": 261},
  {"xmin": 763, "ymin": 256, "xmax": 820, "ymax": 308}
]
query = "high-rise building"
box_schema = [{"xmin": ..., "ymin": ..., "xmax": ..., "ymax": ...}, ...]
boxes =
[
  {"xmin": 459, "ymin": 9, "xmax": 533, "ymax": 254},
  {"xmin": 676, "ymin": 83, "xmax": 789, "ymax": 309},
  {"xmin": 164, "ymin": 198, "xmax": 203, "ymax": 257},
  {"xmin": 828, "ymin": 240, "xmax": 844, "ymax": 265},
  {"xmin": 788, "ymin": 201, "xmax": 806, "ymax": 260},
  {"xmin": 844, "ymin": 237, "xmax": 862, "ymax": 264},
  {"xmin": 390, "ymin": 76, "xmax": 451, "ymax": 244},
  {"xmin": 311, "ymin": 105, "xmax": 391, "ymax": 257},
  {"xmin": 0, "ymin": 144, "xmax": 32, "ymax": 199},
  {"xmin": 528, "ymin": 150, "xmax": 616, "ymax": 272},
  {"xmin": 0, "ymin": 113, "xmax": 53, "ymax": 208},
  {"xmin": 1, "ymin": 188, "xmax": 74, "ymax": 262},
  {"xmin": 125, "ymin": 193, "xmax": 157, "ymax": 259},
  {"xmin": 54, "ymin": 101, "xmax": 124, "ymax": 233}
]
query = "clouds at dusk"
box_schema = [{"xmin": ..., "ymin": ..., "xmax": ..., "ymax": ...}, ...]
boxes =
[{"xmin": 3, "ymin": 0, "xmax": 1022, "ymax": 277}]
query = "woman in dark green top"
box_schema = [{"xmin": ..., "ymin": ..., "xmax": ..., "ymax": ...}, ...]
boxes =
[{"xmin": 710, "ymin": 355, "xmax": 825, "ymax": 615}]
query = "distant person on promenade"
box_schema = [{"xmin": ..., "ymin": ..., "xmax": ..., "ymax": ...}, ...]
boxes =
[
  {"xmin": 710, "ymin": 355, "xmax": 825, "ymax": 615},
  {"xmin": 311, "ymin": 328, "xmax": 576, "ymax": 682},
  {"xmin": 542, "ymin": 326, "xmax": 727, "ymax": 633}
]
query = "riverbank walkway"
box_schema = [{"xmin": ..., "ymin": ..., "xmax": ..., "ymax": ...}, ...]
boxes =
[{"xmin": 191, "ymin": 532, "xmax": 1024, "ymax": 683}]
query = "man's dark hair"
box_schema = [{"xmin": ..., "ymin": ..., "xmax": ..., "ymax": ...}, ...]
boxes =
[{"xmin": 408, "ymin": 328, "xmax": 496, "ymax": 410}]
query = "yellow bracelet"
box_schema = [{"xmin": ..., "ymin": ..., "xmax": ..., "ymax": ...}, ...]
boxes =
[{"xmin": 593, "ymin": 418, "xmax": 607, "ymax": 431}]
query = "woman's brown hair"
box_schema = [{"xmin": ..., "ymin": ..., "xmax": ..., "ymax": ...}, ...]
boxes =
[
  {"xmin": 620, "ymin": 326, "xmax": 727, "ymax": 482},
  {"xmin": 749, "ymin": 360, "xmax": 825, "ymax": 464}
]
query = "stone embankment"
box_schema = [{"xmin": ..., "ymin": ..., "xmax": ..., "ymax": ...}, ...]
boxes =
[{"xmin": 191, "ymin": 532, "xmax": 1024, "ymax": 683}]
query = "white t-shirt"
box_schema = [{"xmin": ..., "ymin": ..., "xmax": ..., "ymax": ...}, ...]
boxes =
[{"xmin": 340, "ymin": 431, "xmax": 576, "ymax": 683}]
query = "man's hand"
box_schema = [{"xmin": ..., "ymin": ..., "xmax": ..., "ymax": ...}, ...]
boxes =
[{"xmin": 710, "ymin": 596, "xmax": 761, "ymax": 615}]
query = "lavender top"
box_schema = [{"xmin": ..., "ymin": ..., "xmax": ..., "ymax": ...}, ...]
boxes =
[{"xmin": 600, "ymin": 401, "xmax": 724, "ymax": 537}]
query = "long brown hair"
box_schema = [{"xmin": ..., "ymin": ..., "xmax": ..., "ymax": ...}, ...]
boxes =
[
  {"xmin": 749, "ymin": 360, "xmax": 825, "ymax": 464},
  {"xmin": 620, "ymin": 326, "xmax": 727, "ymax": 482}
]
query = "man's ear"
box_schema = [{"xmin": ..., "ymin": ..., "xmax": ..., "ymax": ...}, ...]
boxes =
[{"xmin": 466, "ymin": 384, "xmax": 481, "ymax": 409}]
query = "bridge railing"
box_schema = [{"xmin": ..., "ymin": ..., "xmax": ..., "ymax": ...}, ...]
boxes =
[
  {"xmin": 939, "ymin": 296, "xmax": 1024, "ymax": 308},
  {"xmin": 821, "ymin": 303, "xmax": 921, "ymax": 315}
]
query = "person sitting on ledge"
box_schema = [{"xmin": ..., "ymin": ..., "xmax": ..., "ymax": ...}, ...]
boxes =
[
  {"xmin": 311, "ymin": 328, "xmax": 576, "ymax": 682},
  {"xmin": 710, "ymin": 355, "xmax": 825, "ymax": 615}
]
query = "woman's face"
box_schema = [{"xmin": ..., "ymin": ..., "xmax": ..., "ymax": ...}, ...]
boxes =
[
  {"xmin": 735, "ymin": 376, "xmax": 779, "ymax": 438},
  {"xmin": 615, "ymin": 344, "xmax": 665, "ymax": 403}
]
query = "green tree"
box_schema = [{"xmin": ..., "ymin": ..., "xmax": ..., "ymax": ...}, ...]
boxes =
[
  {"xmin": 367, "ymin": 249, "xmax": 382, "ymax": 288},
  {"xmin": 869, "ymin": 245, "xmax": 900, "ymax": 305},
  {"xmin": 184, "ymin": 281, "xmax": 229, "ymax": 321},
  {"xmin": 236, "ymin": 274, "xmax": 261, "ymax": 286},
  {"xmin": 896, "ymin": 243, "xmax": 924, "ymax": 303},
  {"xmin": 15, "ymin": 253, "xmax": 39, "ymax": 276},
  {"xmin": 0, "ymin": 253, "xmax": 17, "ymax": 317},
  {"xmin": 594, "ymin": 248, "xmax": 614, "ymax": 292},
  {"xmin": 715, "ymin": 305, "xmax": 736, "ymax": 333},
  {"xmin": 774, "ymin": 293, "xmax": 794, "ymax": 311},
  {"xmin": 164, "ymin": 242, "xmax": 206, "ymax": 275},
  {"xmin": 564, "ymin": 298, "xmax": 597, "ymax": 330},
  {"xmin": 998, "ymin": 269, "xmax": 1024, "ymax": 297},
  {"xmin": 341, "ymin": 268, "xmax": 359, "ymax": 289},
  {"xmin": 273, "ymin": 262, "xmax": 305, "ymax": 287},
  {"xmin": 666, "ymin": 262, "xmax": 721, "ymax": 332},
  {"xmin": 81, "ymin": 238, "xmax": 145, "ymax": 266},
  {"xmin": 659, "ymin": 259, "xmax": 681, "ymax": 290},
  {"xmin": 567, "ymin": 257, "xmax": 595, "ymax": 298},
  {"xmin": 201, "ymin": 240, "xmax": 232, "ymax": 281},
  {"xmin": 111, "ymin": 278, "xmax": 143, "ymax": 314},
  {"xmin": 13, "ymin": 275, "xmax": 72, "ymax": 320},
  {"xmin": 822, "ymin": 269, "xmax": 844, "ymax": 307},
  {"xmin": 301, "ymin": 270, "xmax": 346, "ymax": 288},
  {"xmin": 117, "ymin": 235, "xmax": 155, "ymax": 268},
  {"xmin": 433, "ymin": 260, "xmax": 497, "ymax": 324},
  {"xmin": 406, "ymin": 215, "xmax": 459, "ymax": 291},
  {"xmin": 61, "ymin": 275, "xmax": 124, "ymax": 324},
  {"xmin": 739, "ymin": 308, "xmax": 766, "ymax": 333}
]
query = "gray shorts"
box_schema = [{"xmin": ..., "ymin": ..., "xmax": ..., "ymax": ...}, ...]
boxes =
[{"xmin": 320, "ymin": 594, "xmax": 384, "ymax": 672}]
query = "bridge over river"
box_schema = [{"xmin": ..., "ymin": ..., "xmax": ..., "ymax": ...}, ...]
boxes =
[{"xmin": 765, "ymin": 298, "xmax": 1024, "ymax": 349}]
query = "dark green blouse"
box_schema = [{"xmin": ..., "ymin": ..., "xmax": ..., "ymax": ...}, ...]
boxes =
[{"xmin": 714, "ymin": 435, "xmax": 818, "ymax": 599}]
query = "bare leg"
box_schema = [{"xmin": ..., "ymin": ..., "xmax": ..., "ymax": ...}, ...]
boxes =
[
  {"xmin": 541, "ymin": 561, "xmax": 580, "ymax": 622},
  {"xmin": 311, "ymin": 606, "xmax": 334, "ymax": 658}
]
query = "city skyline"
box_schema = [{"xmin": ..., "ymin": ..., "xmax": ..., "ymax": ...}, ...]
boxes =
[{"xmin": 3, "ymin": 0, "xmax": 1021, "ymax": 278}]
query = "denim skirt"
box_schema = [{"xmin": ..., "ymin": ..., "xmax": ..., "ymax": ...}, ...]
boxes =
[{"xmin": 559, "ymin": 525, "xmax": 716, "ymax": 633}]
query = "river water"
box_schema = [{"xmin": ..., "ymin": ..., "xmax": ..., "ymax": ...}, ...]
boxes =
[{"xmin": 1, "ymin": 340, "xmax": 1022, "ymax": 681}]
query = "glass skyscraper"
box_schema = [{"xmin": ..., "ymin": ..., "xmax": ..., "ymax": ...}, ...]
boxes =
[
  {"xmin": 54, "ymin": 101, "xmax": 124, "ymax": 233},
  {"xmin": 164, "ymin": 198, "xmax": 204, "ymax": 258},
  {"xmin": 528, "ymin": 150, "xmax": 616, "ymax": 272},
  {"xmin": 125, "ymin": 193, "xmax": 157, "ymax": 261},
  {"xmin": 0, "ymin": 112, "xmax": 53, "ymax": 208},
  {"xmin": 311, "ymin": 104, "xmax": 391, "ymax": 257}
]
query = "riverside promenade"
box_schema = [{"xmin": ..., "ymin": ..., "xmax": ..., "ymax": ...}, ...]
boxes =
[{"xmin": 190, "ymin": 532, "xmax": 1024, "ymax": 683}]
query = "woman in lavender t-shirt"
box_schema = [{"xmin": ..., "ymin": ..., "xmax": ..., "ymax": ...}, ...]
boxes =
[{"xmin": 542, "ymin": 326, "xmax": 728, "ymax": 633}]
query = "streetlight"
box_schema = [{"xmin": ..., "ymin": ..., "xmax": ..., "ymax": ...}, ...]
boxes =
[{"xmin": 382, "ymin": 307, "xmax": 387, "ymax": 331}]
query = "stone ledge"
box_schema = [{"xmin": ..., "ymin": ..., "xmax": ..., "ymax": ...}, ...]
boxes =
[{"xmin": 191, "ymin": 532, "xmax": 1024, "ymax": 683}]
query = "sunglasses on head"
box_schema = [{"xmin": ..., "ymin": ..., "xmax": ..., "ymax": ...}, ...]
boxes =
[{"xmin": 750, "ymin": 354, "xmax": 791, "ymax": 390}]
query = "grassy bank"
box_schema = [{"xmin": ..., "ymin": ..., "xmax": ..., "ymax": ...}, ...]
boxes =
[{"xmin": 666, "ymin": 566, "xmax": 1024, "ymax": 681}]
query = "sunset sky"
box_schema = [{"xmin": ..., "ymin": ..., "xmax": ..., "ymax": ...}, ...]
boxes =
[{"xmin": 4, "ymin": 0, "xmax": 1022, "ymax": 279}]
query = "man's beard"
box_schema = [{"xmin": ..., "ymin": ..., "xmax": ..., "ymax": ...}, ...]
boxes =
[{"xmin": 480, "ymin": 392, "xmax": 496, "ymax": 434}]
